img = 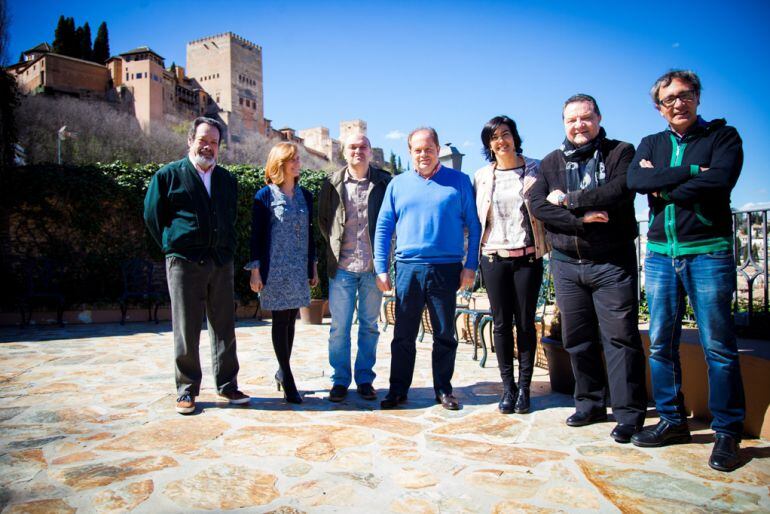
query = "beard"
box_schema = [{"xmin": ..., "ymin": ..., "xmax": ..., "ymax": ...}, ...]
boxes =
[{"xmin": 191, "ymin": 152, "xmax": 216, "ymax": 170}]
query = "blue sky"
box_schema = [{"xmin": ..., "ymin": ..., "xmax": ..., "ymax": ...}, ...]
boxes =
[{"xmin": 6, "ymin": 0, "xmax": 770, "ymax": 212}]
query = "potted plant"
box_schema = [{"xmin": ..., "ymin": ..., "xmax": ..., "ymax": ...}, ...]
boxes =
[
  {"xmin": 540, "ymin": 306, "xmax": 575, "ymax": 395},
  {"xmin": 300, "ymin": 284, "xmax": 326, "ymax": 324}
]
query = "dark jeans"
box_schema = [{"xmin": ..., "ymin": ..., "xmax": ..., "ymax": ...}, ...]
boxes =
[
  {"xmin": 389, "ymin": 262, "xmax": 462, "ymax": 397},
  {"xmin": 551, "ymin": 251, "xmax": 647, "ymax": 426},
  {"xmin": 272, "ymin": 309, "xmax": 299, "ymax": 387},
  {"xmin": 166, "ymin": 257, "xmax": 240, "ymax": 396},
  {"xmin": 480, "ymin": 254, "xmax": 543, "ymax": 392}
]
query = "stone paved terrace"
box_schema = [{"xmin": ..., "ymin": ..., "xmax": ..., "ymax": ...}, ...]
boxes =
[{"xmin": 0, "ymin": 320, "xmax": 768, "ymax": 513}]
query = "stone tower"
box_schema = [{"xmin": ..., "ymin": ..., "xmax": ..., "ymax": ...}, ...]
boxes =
[
  {"xmin": 118, "ymin": 47, "xmax": 166, "ymax": 133},
  {"xmin": 186, "ymin": 32, "xmax": 265, "ymax": 141},
  {"xmin": 339, "ymin": 119, "xmax": 367, "ymax": 144}
]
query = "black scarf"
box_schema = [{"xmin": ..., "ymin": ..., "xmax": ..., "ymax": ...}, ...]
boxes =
[{"xmin": 560, "ymin": 127, "xmax": 607, "ymax": 193}]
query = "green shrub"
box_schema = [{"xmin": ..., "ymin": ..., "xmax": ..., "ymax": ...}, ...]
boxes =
[{"xmin": 1, "ymin": 162, "xmax": 330, "ymax": 309}]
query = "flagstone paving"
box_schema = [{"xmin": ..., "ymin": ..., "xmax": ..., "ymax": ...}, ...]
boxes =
[{"xmin": 0, "ymin": 321, "xmax": 768, "ymax": 513}]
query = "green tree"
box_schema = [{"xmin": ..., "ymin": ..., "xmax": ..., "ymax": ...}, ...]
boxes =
[
  {"xmin": 388, "ymin": 150, "xmax": 397, "ymax": 174},
  {"xmin": 397, "ymin": 156, "xmax": 403, "ymax": 174},
  {"xmin": 0, "ymin": 0, "xmax": 19, "ymax": 174},
  {"xmin": 77, "ymin": 22, "xmax": 92, "ymax": 61},
  {"xmin": 53, "ymin": 16, "xmax": 78, "ymax": 58},
  {"xmin": 52, "ymin": 15, "xmax": 68, "ymax": 54},
  {"xmin": 92, "ymin": 21, "xmax": 109, "ymax": 63}
]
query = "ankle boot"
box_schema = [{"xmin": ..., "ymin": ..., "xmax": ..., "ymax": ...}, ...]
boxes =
[
  {"xmin": 514, "ymin": 387, "xmax": 530, "ymax": 414},
  {"xmin": 498, "ymin": 386, "xmax": 517, "ymax": 414}
]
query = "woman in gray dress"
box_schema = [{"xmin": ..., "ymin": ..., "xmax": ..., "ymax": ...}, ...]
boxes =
[{"xmin": 249, "ymin": 142, "xmax": 318, "ymax": 403}]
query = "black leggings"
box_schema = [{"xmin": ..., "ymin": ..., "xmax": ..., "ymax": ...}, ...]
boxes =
[
  {"xmin": 272, "ymin": 309, "xmax": 298, "ymax": 386},
  {"xmin": 480, "ymin": 254, "xmax": 543, "ymax": 391}
]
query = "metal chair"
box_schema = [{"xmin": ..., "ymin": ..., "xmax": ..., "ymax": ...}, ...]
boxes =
[
  {"xmin": 454, "ymin": 289, "xmax": 491, "ymax": 367},
  {"xmin": 119, "ymin": 259, "xmax": 165, "ymax": 324},
  {"xmin": 479, "ymin": 258, "xmax": 553, "ymax": 365}
]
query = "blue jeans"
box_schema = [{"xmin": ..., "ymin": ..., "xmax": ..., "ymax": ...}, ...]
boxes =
[
  {"xmin": 389, "ymin": 262, "xmax": 462, "ymax": 396},
  {"xmin": 328, "ymin": 269, "xmax": 383, "ymax": 387},
  {"xmin": 645, "ymin": 250, "xmax": 745, "ymax": 437}
]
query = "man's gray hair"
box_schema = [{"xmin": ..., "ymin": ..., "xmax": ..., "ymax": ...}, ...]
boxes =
[
  {"xmin": 650, "ymin": 70, "xmax": 702, "ymax": 105},
  {"xmin": 188, "ymin": 117, "xmax": 224, "ymax": 144},
  {"xmin": 407, "ymin": 127, "xmax": 439, "ymax": 150}
]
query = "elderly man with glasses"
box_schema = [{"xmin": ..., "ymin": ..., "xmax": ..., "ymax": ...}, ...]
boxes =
[{"xmin": 627, "ymin": 70, "xmax": 745, "ymax": 472}]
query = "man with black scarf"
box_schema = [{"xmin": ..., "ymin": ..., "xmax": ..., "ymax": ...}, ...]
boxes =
[{"xmin": 530, "ymin": 94, "xmax": 647, "ymax": 444}]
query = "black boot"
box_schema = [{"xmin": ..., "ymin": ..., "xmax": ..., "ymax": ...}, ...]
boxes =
[
  {"xmin": 498, "ymin": 385, "xmax": 517, "ymax": 414},
  {"xmin": 514, "ymin": 387, "xmax": 530, "ymax": 414},
  {"xmin": 272, "ymin": 310, "xmax": 302, "ymax": 404}
]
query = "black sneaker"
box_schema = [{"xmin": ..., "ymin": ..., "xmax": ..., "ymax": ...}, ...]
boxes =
[{"xmin": 328, "ymin": 384, "xmax": 348, "ymax": 402}]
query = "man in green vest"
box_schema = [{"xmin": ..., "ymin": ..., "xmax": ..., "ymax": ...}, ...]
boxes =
[{"xmin": 144, "ymin": 117, "xmax": 250, "ymax": 415}]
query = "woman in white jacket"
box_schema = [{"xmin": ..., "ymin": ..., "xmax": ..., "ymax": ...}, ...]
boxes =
[{"xmin": 473, "ymin": 115, "xmax": 548, "ymax": 415}]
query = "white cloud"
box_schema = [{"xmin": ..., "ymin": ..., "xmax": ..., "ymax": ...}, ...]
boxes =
[
  {"xmin": 737, "ymin": 201, "xmax": 770, "ymax": 211},
  {"xmin": 462, "ymin": 140, "xmax": 473, "ymax": 148},
  {"xmin": 385, "ymin": 130, "xmax": 406, "ymax": 140},
  {"xmin": 672, "ymin": 42, "xmax": 680, "ymax": 48}
]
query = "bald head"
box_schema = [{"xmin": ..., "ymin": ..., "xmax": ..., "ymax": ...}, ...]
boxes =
[{"xmin": 343, "ymin": 132, "xmax": 373, "ymax": 174}]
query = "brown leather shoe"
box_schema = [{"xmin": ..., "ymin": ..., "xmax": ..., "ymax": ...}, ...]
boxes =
[
  {"xmin": 436, "ymin": 393, "xmax": 460, "ymax": 411},
  {"xmin": 328, "ymin": 384, "xmax": 348, "ymax": 403},
  {"xmin": 218, "ymin": 390, "xmax": 250, "ymax": 405},
  {"xmin": 356, "ymin": 383, "xmax": 377, "ymax": 401}
]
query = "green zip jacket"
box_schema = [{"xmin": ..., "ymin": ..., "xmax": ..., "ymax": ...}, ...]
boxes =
[
  {"xmin": 627, "ymin": 118, "xmax": 742, "ymax": 257},
  {"xmin": 143, "ymin": 157, "xmax": 238, "ymax": 265}
]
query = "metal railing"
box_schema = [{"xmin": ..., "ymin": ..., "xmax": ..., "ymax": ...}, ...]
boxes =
[
  {"xmin": 634, "ymin": 208, "xmax": 769, "ymax": 337},
  {"xmin": 732, "ymin": 208, "xmax": 769, "ymax": 336}
]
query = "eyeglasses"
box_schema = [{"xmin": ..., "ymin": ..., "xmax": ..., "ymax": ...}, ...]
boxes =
[{"xmin": 658, "ymin": 90, "xmax": 697, "ymax": 108}]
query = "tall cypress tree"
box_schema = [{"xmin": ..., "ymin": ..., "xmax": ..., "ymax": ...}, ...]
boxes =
[
  {"xmin": 52, "ymin": 15, "xmax": 68, "ymax": 54},
  {"xmin": 62, "ymin": 17, "xmax": 78, "ymax": 57},
  {"xmin": 92, "ymin": 22, "xmax": 110, "ymax": 63},
  {"xmin": 78, "ymin": 22, "xmax": 92, "ymax": 61}
]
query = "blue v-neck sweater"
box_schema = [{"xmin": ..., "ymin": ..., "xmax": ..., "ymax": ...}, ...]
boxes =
[{"xmin": 373, "ymin": 166, "xmax": 481, "ymax": 274}]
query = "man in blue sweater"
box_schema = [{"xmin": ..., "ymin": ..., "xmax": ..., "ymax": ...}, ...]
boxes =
[{"xmin": 374, "ymin": 127, "xmax": 481, "ymax": 410}]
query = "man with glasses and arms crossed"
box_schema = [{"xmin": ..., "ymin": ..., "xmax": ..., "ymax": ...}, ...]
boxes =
[{"xmin": 627, "ymin": 70, "xmax": 745, "ymax": 472}]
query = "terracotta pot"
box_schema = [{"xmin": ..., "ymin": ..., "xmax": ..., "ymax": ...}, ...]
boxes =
[
  {"xmin": 541, "ymin": 336, "xmax": 575, "ymax": 395},
  {"xmin": 300, "ymin": 299, "xmax": 326, "ymax": 324}
]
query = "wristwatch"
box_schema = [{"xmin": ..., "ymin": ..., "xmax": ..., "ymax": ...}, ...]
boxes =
[{"xmin": 557, "ymin": 192, "xmax": 566, "ymax": 206}]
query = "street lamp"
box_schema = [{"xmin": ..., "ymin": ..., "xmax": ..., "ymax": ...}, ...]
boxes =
[{"xmin": 57, "ymin": 126, "xmax": 76, "ymax": 165}]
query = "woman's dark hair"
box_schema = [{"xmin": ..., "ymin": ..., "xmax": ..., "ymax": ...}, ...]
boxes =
[{"xmin": 481, "ymin": 115, "xmax": 523, "ymax": 163}]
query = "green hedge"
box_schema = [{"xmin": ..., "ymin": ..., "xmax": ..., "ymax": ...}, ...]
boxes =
[{"xmin": 1, "ymin": 162, "xmax": 330, "ymax": 309}]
